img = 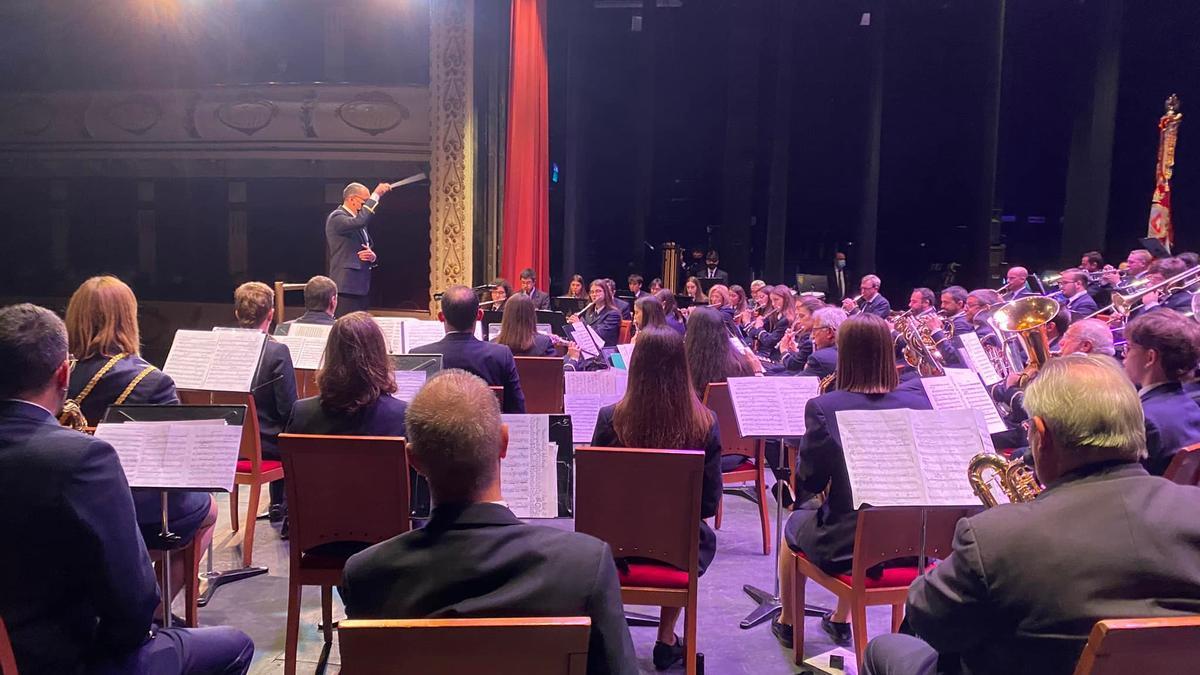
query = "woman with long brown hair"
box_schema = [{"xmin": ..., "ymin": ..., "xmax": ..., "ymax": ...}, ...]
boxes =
[
  {"xmin": 566, "ymin": 279, "xmax": 622, "ymax": 347},
  {"xmin": 773, "ymin": 313, "xmax": 931, "ymax": 651},
  {"xmin": 565, "ymin": 274, "xmax": 588, "ymax": 299},
  {"xmin": 632, "ymin": 294, "xmax": 668, "ymax": 336},
  {"xmin": 495, "ymin": 294, "xmax": 555, "ymax": 356},
  {"xmin": 776, "ymin": 295, "xmax": 825, "ymax": 373},
  {"xmin": 685, "ymin": 306, "xmax": 757, "ymax": 398},
  {"xmin": 286, "ymin": 311, "xmax": 406, "ymax": 436},
  {"xmin": 747, "ymin": 285, "xmax": 796, "ymax": 360},
  {"xmin": 64, "ymin": 275, "xmax": 216, "ymax": 618},
  {"xmin": 656, "ymin": 288, "xmax": 687, "ymax": 335},
  {"xmin": 684, "ymin": 276, "xmax": 705, "ymax": 305},
  {"xmin": 590, "ymin": 326, "xmax": 721, "ymax": 669}
]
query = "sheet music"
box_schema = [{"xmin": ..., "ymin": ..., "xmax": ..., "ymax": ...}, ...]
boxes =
[
  {"xmin": 499, "ymin": 414, "xmax": 558, "ymax": 518},
  {"xmin": 536, "ymin": 323, "xmax": 554, "ymax": 337},
  {"xmin": 162, "ymin": 330, "xmax": 216, "ymax": 390},
  {"xmin": 488, "ymin": 324, "xmax": 503, "ymax": 341},
  {"xmin": 837, "ymin": 408, "xmax": 992, "ymax": 508},
  {"xmin": 275, "ymin": 335, "xmax": 326, "ymax": 370},
  {"xmin": 371, "ymin": 317, "xmax": 406, "ymax": 355},
  {"xmin": 570, "ymin": 322, "xmax": 604, "ymax": 357},
  {"xmin": 402, "ymin": 319, "xmax": 447, "ymax": 353},
  {"xmin": 616, "ymin": 343, "xmax": 635, "ymax": 369},
  {"xmin": 944, "ymin": 368, "xmax": 1008, "ymax": 434},
  {"xmin": 163, "ymin": 329, "xmax": 264, "ymax": 392},
  {"xmin": 725, "ymin": 376, "xmax": 821, "ymax": 438},
  {"xmin": 96, "ymin": 420, "xmax": 243, "ymax": 491},
  {"xmin": 288, "ymin": 323, "xmax": 333, "ymax": 340},
  {"xmin": 957, "ymin": 331, "xmax": 1002, "ymax": 385},
  {"xmin": 391, "ymin": 370, "xmax": 428, "ymax": 404},
  {"xmin": 564, "ymin": 370, "xmax": 627, "ymax": 442}
]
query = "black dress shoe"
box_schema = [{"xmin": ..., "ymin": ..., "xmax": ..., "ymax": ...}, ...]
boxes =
[
  {"xmin": 268, "ymin": 504, "xmax": 286, "ymax": 523},
  {"xmin": 652, "ymin": 634, "xmax": 685, "ymax": 670},
  {"xmin": 280, "ymin": 516, "xmax": 289, "ymax": 540},
  {"xmin": 771, "ymin": 619, "xmax": 794, "ymax": 649},
  {"xmin": 820, "ymin": 612, "xmax": 851, "ymax": 645},
  {"xmin": 770, "ymin": 481, "xmax": 795, "ymax": 509}
]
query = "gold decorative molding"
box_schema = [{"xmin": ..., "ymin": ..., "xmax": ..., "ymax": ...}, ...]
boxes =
[{"xmin": 428, "ymin": 0, "xmax": 475, "ymax": 312}]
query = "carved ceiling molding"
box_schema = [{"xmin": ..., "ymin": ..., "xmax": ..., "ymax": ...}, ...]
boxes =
[{"xmin": 428, "ymin": 0, "xmax": 475, "ymax": 312}]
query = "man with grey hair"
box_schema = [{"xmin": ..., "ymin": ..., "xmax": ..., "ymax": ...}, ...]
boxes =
[
  {"xmin": 326, "ymin": 180, "xmax": 393, "ymax": 316},
  {"xmin": 275, "ymin": 275, "xmax": 338, "ymax": 335},
  {"xmin": 862, "ymin": 354, "xmax": 1200, "ymax": 675},
  {"xmin": 842, "ymin": 274, "xmax": 891, "ymax": 318},
  {"xmin": 1058, "ymin": 318, "xmax": 1115, "ymax": 357},
  {"xmin": 341, "ymin": 370, "xmax": 637, "ymax": 675},
  {"xmin": 0, "ymin": 304, "xmax": 253, "ymax": 674}
]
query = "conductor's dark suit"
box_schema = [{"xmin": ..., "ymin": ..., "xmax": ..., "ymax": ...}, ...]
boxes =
[
  {"xmin": 286, "ymin": 394, "xmax": 407, "ymax": 438},
  {"xmin": 410, "ymin": 331, "xmax": 526, "ymax": 413},
  {"xmin": 0, "ymin": 400, "xmax": 254, "ymax": 674},
  {"xmin": 342, "ymin": 502, "xmax": 638, "ymax": 675},
  {"xmin": 1140, "ymin": 381, "xmax": 1200, "ymax": 475},
  {"xmin": 785, "ymin": 387, "xmax": 932, "ymax": 574},
  {"xmin": 274, "ymin": 310, "xmax": 335, "ymax": 335},
  {"xmin": 894, "ymin": 462, "xmax": 1200, "ymax": 675},
  {"xmin": 326, "ymin": 199, "xmax": 378, "ymax": 310}
]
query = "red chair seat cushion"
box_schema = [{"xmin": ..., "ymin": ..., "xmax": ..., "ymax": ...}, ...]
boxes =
[
  {"xmin": 797, "ymin": 552, "xmax": 936, "ymax": 589},
  {"xmin": 724, "ymin": 459, "xmax": 756, "ymax": 474},
  {"xmin": 236, "ymin": 459, "xmax": 282, "ymax": 474},
  {"xmin": 617, "ymin": 559, "xmax": 690, "ymax": 589}
]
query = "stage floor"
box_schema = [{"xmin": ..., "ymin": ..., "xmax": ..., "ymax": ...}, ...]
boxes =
[{"xmin": 192, "ymin": 483, "xmax": 899, "ymax": 674}]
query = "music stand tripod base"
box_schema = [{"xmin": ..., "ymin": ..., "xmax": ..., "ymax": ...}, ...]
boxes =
[
  {"xmin": 196, "ymin": 538, "xmax": 268, "ymax": 607},
  {"xmin": 739, "ymin": 436, "xmax": 830, "ymax": 629}
]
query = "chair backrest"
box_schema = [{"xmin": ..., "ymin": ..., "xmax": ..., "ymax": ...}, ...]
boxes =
[
  {"xmin": 0, "ymin": 615, "xmax": 17, "ymax": 675},
  {"xmin": 339, "ymin": 617, "xmax": 591, "ymax": 675},
  {"xmin": 489, "ymin": 385, "xmax": 504, "ymax": 408},
  {"xmin": 514, "ymin": 356, "xmax": 565, "ymax": 414},
  {"xmin": 701, "ymin": 382, "xmax": 762, "ymax": 458},
  {"xmin": 849, "ymin": 506, "xmax": 982, "ymax": 587},
  {"xmin": 618, "ymin": 320, "xmax": 632, "ymax": 345},
  {"xmin": 278, "ymin": 433, "xmax": 410, "ymax": 555},
  {"xmin": 209, "ymin": 391, "xmax": 262, "ymax": 467},
  {"xmin": 295, "ymin": 368, "xmax": 321, "ymax": 399},
  {"xmin": 1164, "ymin": 443, "xmax": 1200, "ymax": 486},
  {"xmin": 273, "ymin": 280, "xmax": 307, "ymax": 328},
  {"xmin": 574, "ymin": 446, "xmax": 703, "ymax": 574},
  {"xmin": 1072, "ymin": 616, "xmax": 1200, "ymax": 675},
  {"xmin": 176, "ymin": 389, "xmax": 213, "ymax": 405}
]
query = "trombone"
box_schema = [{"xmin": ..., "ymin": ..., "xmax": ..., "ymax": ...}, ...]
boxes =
[{"xmin": 1084, "ymin": 265, "xmax": 1200, "ymax": 320}]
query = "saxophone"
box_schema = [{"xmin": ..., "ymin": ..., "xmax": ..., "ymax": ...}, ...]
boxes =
[{"xmin": 967, "ymin": 453, "xmax": 1044, "ymax": 507}]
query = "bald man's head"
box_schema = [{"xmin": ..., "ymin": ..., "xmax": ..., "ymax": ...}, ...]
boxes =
[
  {"xmin": 440, "ymin": 285, "xmax": 479, "ymax": 332},
  {"xmin": 405, "ymin": 369, "xmax": 506, "ymax": 504}
]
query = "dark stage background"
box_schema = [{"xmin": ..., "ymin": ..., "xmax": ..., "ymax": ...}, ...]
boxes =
[{"xmin": 0, "ymin": 0, "xmax": 1197, "ymax": 309}]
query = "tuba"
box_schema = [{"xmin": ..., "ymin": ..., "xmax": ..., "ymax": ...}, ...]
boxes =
[
  {"xmin": 968, "ymin": 453, "xmax": 1043, "ymax": 507},
  {"xmin": 990, "ymin": 296, "xmax": 1059, "ymax": 388}
]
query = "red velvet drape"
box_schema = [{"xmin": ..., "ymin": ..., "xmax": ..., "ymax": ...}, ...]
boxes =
[{"xmin": 501, "ymin": 0, "xmax": 550, "ymax": 288}]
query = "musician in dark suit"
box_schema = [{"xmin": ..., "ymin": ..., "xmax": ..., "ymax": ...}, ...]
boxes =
[
  {"xmin": 235, "ymin": 282, "xmax": 299, "ymax": 520},
  {"xmin": 567, "ymin": 279, "xmax": 622, "ymax": 348},
  {"xmin": 1080, "ymin": 250, "xmax": 1113, "ymax": 308},
  {"xmin": 326, "ymin": 181, "xmax": 392, "ymax": 316},
  {"xmin": 828, "ymin": 251, "xmax": 853, "ymax": 303},
  {"xmin": 342, "ymin": 370, "xmax": 637, "ymax": 675},
  {"xmin": 1055, "ymin": 268, "xmax": 1099, "ymax": 322},
  {"xmin": 699, "ymin": 250, "xmax": 731, "ymax": 285},
  {"xmin": 0, "ymin": 304, "xmax": 254, "ymax": 675},
  {"xmin": 517, "ymin": 267, "xmax": 552, "ymax": 310},
  {"xmin": 842, "ymin": 274, "xmax": 892, "ymax": 318},
  {"xmin": 863, "ymin": 355, "xmax": 1200, "ymax": 675},
  {"xmin": 494, "ymin": 294, "xmax": 557, "ymax": 357},
  {"xmin": 627, "ymin": 273, "xmax": 651, "ymax": 300},
  {"xmin": 922, "ymin": 286, "xmax": 973, "ymax": 367},
  {"xmin": 412, "ymin": 285, "xmax": 526, "ymax": 414},
  {"xmin": 602, "ymin": 279, "xmax": 632, "ymax": 321},
  {"xmin": 999, "ymin": 265, "xmax": 1036, "ymax": 301},
  {"xmin": 275, "ymin": 275, "xmax": 337, "ymax": 335},
  {"xmin": 802, "ymin": 307, "xmax": 845, "ymax": 378},
  {"xmin": 747, "ymin": 285, "xmax": 794, "ymax": 360},
  {"xmin": 64, "ymin": 276, "xmax": 216, "ymax": 609},
  {"xmin": 1132, "ymin": 256, "xmax": 1194, "ymax": 318},
  {"xmin": 1123, "ymin": 309, "xmax": 1200, "ymax": 475},
  {"xmin": 774, "ymin": 314, "xmax": 932, "ymax": 651}
]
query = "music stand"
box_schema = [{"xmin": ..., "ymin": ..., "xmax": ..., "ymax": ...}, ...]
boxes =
[
  {"xmin": 675, "ymin": 294, "xmax": 696, "ymax": 310},
  {"xmin": 390, "ymin": 355, "xmax": 442, "ymax": 520},
  {"xmin": 551, "ymin": 296, "xmax": 589, "ymax": 318},
  {"xmin": 794, "ymin": 273, "xmax": 829, "ymax": 297},
  {"xmin": 536, "ymin": 310, "xmax": 568, "ymax": 339},
  {"xmin": 99, "ymin": 404, "xmax": 247, "ymax": 623},
  {"xmin": 698, "ymin": 277, "xmax": 722, "ymax": 295},
  {"xmin": 481, "ymin": 310, "xmax": 505, "ymax": 340}
]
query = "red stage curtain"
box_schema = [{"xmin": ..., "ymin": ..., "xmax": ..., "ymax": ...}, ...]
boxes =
[{"xmin": 501, "ymin": 0, "xmax": 550, "ymax": 287}]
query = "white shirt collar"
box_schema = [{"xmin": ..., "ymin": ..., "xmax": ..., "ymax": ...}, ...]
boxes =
[{"xmin": 1139, "ymin": 381, "xmax": 1173, "ymax": 399}]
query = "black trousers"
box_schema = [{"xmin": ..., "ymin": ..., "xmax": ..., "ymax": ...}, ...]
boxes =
[{"xmin": 336, "ymin": 293, "xmax": 369, "ymax": 316}]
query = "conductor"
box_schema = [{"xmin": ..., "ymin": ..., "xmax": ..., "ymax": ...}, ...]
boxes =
[{"xmin": 326, "ymin": 181, "xmax": 392, "ymax": 316}]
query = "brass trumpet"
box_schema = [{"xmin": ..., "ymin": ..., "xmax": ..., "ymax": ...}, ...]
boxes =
[
  {"xmin": 968, "ymin": 453, "xmax": 1043, "ymax": 507},
  {"xmin": 845, "ymin": 294, "xmax": 865, "ymax": 316}
]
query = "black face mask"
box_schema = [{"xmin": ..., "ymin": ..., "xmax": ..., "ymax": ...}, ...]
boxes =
[{"xmin": 707, "ymin": 263, "xmax": 717, "ymax": 269}]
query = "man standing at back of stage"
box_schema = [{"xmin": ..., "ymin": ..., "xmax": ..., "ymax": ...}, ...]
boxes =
[{"xmin": 327, "ymin": 181, "xmax": 392, "ymax": 316}]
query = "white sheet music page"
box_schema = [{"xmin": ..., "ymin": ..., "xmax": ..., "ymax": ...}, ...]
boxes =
[
  {"xmin": 616, "ymin": 343, "xmax": 635, "ymax": 369},
  {"xmin": 275, "ymin": 335, "xmax": 326, "ymax": 370},
  {"xmin": 570, "ymin": 322, "xmax": 604, "ymax": 357},
  {"xmin": 499, "ymin": 414, "xmax": 558, "ymax": 518},
  {"xmin": 203, "ymin": 330, "xmax": 266, "ymax": 392},
  {"xmin": 96, "ymin": 420, "xmax": 242, "ymax": 491},
  {"xmin": 371, "ymin": 317, "xmax": 407, "ymax": 355},
  {"xmin": 944, "ymin": 368, "xmax": 1008, "ymax": 434},
  {"xmin": 564, "ymin": 370, "xmax": 628, "ymax": 443},
  {"xmin": 920, "ymin": 376, "xmax": 968, "ymax": 410},
  {"xmin": 163, "ymin": 330, "xmax": 217, "ymax": 390},
  {"xmin": 837, "ymin": 409, "xmax": 929, "ymax": 508},
  {"xmin": 725, "ymin": 376, "xmax": 821, "ymax": 438},
  {"xmin": 288, "ymin": 323, "xmax": 333, "ymax": 340},
  {"xmin": 957, "ymin": 332, "xmax": 1003, "ymax": 385},
  {"xmin": 910, "ymin": 409, "xmax": 993, "ymax": 506},
  {"xmin": 391, "ymin": 370, "xmax": 428, "ymax": 404},
  {"xmin": 401, "ymin": 319, "xmax": 447, "ymax": 354}
]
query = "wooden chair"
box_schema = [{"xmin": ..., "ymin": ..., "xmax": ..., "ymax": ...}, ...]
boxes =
[
  {"xmin": 789, "ymin": 505, "xmax": 979, "ymax": 671},
  {"xmin": 618, "ymin": 320, "xmax": 632, "ymax": 345},
  {"xmin": 273, "ymin": 281, "xmax": 307, "ymax": 327},
  {"xmin": 1164, "ymin": 443, "xmax": 1200, "ymax": 486},
  {"xmin": 514, "ymin": 356, "xmax": 566, "ymax": 414},
  {"xmin": 339, "ymin": 617, "xmax": 592, "ymax": 675},
  {"xmin": 702, "ymin": 382, "xmax": 770, "ymax": 555},
  {"xmin": 294, "ymin": 368, "xmax": 320, "ymax": 399},
  {"xmin": 0, "ymin": 615, "xmax": 17, "ymax": 675},
  {"xmin": 575, "ymin": 447, "xmax": 703, "ymax": 675},
  {"xmin": 278, "ymin": 433, "xmax": 411, "ymax": 675},
  {"xmin": 148, "ymin": 538, "xmax": 201, "ymax": 627},
  {"xmin": 1073, "ymin": 616, "xmax": 1200, "ymax": 675},
  {"xmin": 490, "ymin": 385, "xmax": 505, "ymax": 409}
]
